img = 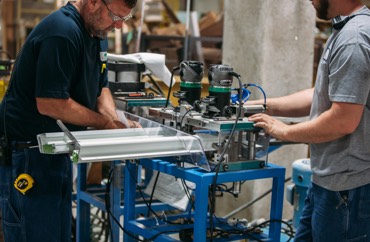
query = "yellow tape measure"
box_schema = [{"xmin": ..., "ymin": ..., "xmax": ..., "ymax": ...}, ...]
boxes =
[{"xmin": 14, "ymin": 173, "xmax": 34, "ymax": 195}]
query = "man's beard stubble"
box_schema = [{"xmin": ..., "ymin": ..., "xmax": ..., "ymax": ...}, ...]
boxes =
[
  {"xmin": 316, "ymin": 0, "xmax": 330, "ymax": 20},
  {"xmin": 85, "ymin": 8, "xmax": 110, "ymax": 39}
]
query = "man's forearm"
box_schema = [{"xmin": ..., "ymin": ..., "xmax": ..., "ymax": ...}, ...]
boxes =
[
  {"xmin": 246, "ymin": 88, "xmax": 314, "ymax": 117},
  {"xmin": 249, "ymin": 101, "xmax": 364, "ymax": 143},
  {"xmin": 36, "ymin": 97, "xmax": 123, "ymax": 129},
  {"xmin": 96, "ymin": 88, "xmax": 140, "ymax": 128},
  {"xmin": 96, "ymin": 88, "xmax": 119, "ymax": 120}
]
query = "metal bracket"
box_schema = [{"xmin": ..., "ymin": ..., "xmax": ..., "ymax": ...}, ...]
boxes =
[{"xmin": 56, "ymin": 120, "xmax": 80, "ymax": 161}]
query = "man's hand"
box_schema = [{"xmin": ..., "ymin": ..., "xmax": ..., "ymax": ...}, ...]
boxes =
[
  {"xmin": 248, "ymin": 113, "xmax": 289, "ymax": 141},
  {"xmin": 104, "ymin": 119, "xmax": 142, "ymax": 129},
  {"xmin": 127, "ymin": 120, "xmax": 142, "ymax": 128},
  {"xmin": 103, "ymin": 119, "xmax": 127, "ymax": 129}
]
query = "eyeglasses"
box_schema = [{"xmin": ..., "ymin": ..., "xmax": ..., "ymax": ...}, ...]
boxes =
[{"xmin": 101, "ymin": 0, "xmax": 132, "ymax": 22}]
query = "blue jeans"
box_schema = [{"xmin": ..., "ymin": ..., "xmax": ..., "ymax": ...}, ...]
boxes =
[
  {"xmin": 295, "ymin": 182, "xmax": 370, "ymax": 242},
  {"xmin": 0, "ymin": 148, "xmax": 72, "ymax": 242}
]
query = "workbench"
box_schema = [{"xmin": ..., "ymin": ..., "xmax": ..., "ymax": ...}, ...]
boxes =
[
  {"xmin": 123, "ymin": 159, "xmax": 285, "ymax": 241},
  {"xmin": 38, "ymin": 112, "xmax": 287, "ymax": 241}
]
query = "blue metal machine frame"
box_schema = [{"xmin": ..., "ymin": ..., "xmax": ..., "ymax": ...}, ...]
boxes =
[
  {"xmin": 124, "ymin": 159, "xmax": 286, "ymax": 241},
  {"xmin": 75, "ymin": 161, "xmax": 122, "ymax": 242},
  {"xmin": 75, "ymin": 161, "xmax": 173, "ymax": 242}
]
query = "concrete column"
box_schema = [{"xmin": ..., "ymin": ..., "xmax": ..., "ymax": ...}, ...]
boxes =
[{"xmin": 217, "ymin": 0, "xmax": 316, "ymax": 223}]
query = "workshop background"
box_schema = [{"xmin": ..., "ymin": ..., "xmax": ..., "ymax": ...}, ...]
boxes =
[{"xmin": 1, "ymin": 0, "xmax": 370, "ymax": 241}]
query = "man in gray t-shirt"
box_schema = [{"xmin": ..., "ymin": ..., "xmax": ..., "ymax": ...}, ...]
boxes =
[
  {"xmin": 311, "ymin": 5, "xmax": 370, "ymax": 192},
  {"xmin": 249, "ymin": 0, "xmax": 370, "ymax": 241}
]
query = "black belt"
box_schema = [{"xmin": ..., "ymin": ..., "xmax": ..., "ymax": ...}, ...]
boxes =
[{"xmin": 10, "ymin": 141, "xmax": 38, "ymax": 150}]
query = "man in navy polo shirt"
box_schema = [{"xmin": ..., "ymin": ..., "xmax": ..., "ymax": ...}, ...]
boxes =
[{"xmin": 0, "ymin": 0, "xmax": 137, "ymax": 241}]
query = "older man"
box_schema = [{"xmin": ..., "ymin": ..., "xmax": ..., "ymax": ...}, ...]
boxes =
[{"xmin": 0, "ymin": 0, "xmax": 137, "ymax": 241}]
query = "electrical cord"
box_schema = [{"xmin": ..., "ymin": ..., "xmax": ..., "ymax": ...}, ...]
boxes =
[
  {"xmin": 244, "ymin": 219, "xmax": 294, "ymax": 241},
  {"xmin": 245, "ymin": 83, "xmax": 267, "ymax": 106},
  {"xmin": 214, "ymin": 177, "xmax": 295, "ymax": 241},
  {"xmin": 146, "ymin": 171, "xmax": 160, "ymax": 217},
  {"xmin": 180, "ymin": 179, "xmax": 195, "ymax": 210},
  {"xmin": 180, "ymin": 178, "xmax": 196, "ymax": 222},
  {"xmin": 212, "ymin": 183, "xmax": 240, "ymax": 197},
  {"xmin": 223, "ymin": 177, "xmax": 291, "ymax": 220},
  {"xmin": 123, "ymin": 160, "xmax": 199, "ymax": 241},
  {"xmin": 212, "ymin": 214, "xmax": 294, "ymax": 242},
  {"xmin": 201, "ymin": 214, "xmax": 263, "ymax": 241},
  {"xmin": 281, "ymin": 219, "xmax": 295, "ymax": 241},
  {"xmin": 104, "ymin": 167, "xmax": 146, "ymax": 242},
  {"xmin": 208, "ymin": 71, "xmax": 243, "ymax": 241},
  {"xmin": 179, "ymin": 108, "xmax": 192, "ymax": 131},
  {"xmin": 122, "ymin": 157, "xmax": 292, "ymax": 240},
  {"xmin": 125, "ymin": 160, "xmax": 182, "ymax": 226},
  {"xmin": 145, "ymin": 76, "xmax": 272, "ymax": 240}
]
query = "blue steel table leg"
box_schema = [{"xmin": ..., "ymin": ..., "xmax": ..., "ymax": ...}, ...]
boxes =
[
  {"xmin": 123, "ymin": 161, "xmax": 137, "ymax": 242},
  {"xmin": 269, "ymin": 168, "xmax": 285, "ymax": 241},
  {"xmin": 110, "ymin": 161, "xmax": 122, "ymax": 242},
  {"xmin": 76, "ymin": 163, "xmax": 90, "ymax": 242},
  {"xmin": 193, "ymin": 176, "xmax": 210, "ymax": 242}
]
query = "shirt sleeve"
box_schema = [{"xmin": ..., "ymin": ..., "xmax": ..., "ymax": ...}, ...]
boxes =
[
  {"xmin": 329, "ymin": 37, "xmax": 370, "ymax": 105},
  {"xmin": 35, "ymin": 36, "xmax": 78, "ymax": 98}
]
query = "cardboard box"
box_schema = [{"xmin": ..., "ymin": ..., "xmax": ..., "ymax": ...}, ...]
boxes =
[
  {"xmin": 200, "ymin": 16, "xmax": 223, "ymax": 37},
  {"xmin": 199, "ymin": 12, "xmax": 218, "ymax": 31},
  {"xmin": 199, "ymin": 12, "xmax": 224, "ymax": 37},
  {"xmin": 152, "ymin": 23, "xmax": 186, "ymax": 36}
]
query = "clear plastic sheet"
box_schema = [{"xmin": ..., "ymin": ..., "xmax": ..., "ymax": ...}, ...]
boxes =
[{"xmin": 37, "ymin": 110, "xmax": 210, "ymax": 171}]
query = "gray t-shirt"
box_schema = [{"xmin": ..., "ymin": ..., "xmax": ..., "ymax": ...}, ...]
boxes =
[{"xmin": 310, "ymin": 6, "xmax": 370, "ymax": 191}]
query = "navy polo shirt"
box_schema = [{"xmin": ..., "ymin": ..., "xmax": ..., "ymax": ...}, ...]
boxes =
[{"xmin": 0, "ymin": 3, "xmax": 108, "ymax": 142}]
